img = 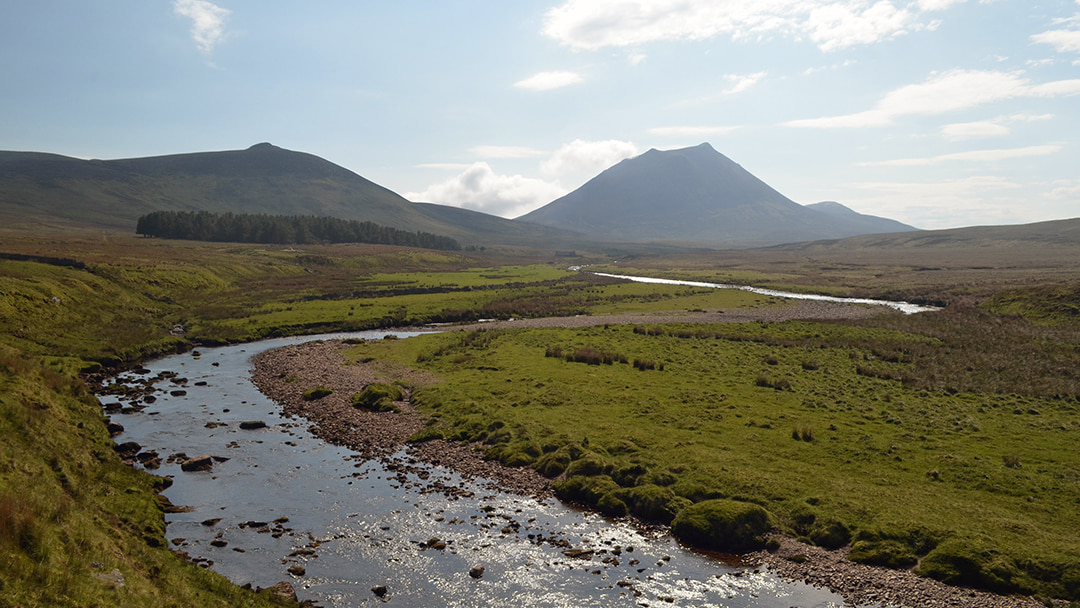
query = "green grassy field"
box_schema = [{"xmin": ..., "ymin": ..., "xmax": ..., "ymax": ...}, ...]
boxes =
[
  {"xmin": 344, "ymin": 317, "xmax": 1080, "ymax": 599},
  {"xmin": 2, "ymin": 233, "xmax": 1080, "ymax": 604}
]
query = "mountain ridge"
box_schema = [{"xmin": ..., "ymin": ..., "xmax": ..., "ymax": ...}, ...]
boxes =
[
  {"xmin": 0, "ymin": 143, "xmax": 590, "ymax": 247},
  {"xmin": 516, "ymin": 143, "xmax": 916, "ymax": 247}
]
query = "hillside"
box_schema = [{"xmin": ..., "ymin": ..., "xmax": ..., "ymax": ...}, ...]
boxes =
[
  {"xmin": 0, "ymin": 144, "xmax": 584, "ymax": 248},
  {"xmin": 773, "ymin": 216, "xmax": 1080, "ymax": 250},
  {"xmin": 516, "ymin": 143, "xmax": 917, "ymax": 247}
]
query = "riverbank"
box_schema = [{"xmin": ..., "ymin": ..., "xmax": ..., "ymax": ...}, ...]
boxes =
[{"xmin": 249, "ymin": 313, "xmax": 1048, "ymax": 608}]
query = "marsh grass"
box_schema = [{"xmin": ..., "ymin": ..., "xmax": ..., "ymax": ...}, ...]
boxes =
[
  {"xmin": 5, "ymin": 235, "xmax": 1080, "ymax": 602},
  {"xmin": 351, "ymin": 320, "xmax": 1080, "ymax": 599}
]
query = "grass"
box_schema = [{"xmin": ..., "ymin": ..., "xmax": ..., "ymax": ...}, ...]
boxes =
[
  {"xmin": 3, "ymin": 232, "xmax": 1080, "ymax": 602},
  {"xmin": 346, "ymin": 317, "xmax": 1080, "ymax": 599},
  {"xmin": 0, "ymin": 344, "xmax": 299, "ymax": 608}
]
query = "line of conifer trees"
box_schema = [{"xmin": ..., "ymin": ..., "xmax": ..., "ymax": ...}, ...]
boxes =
[{"xmin": 135, "ymin": 210, "xmax": 460, "ymax": 250}]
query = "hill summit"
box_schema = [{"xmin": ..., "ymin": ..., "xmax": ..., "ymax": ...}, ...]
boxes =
[{"xmin": 516, "ymin": 143, "xmax": 915, "ymax": 247}]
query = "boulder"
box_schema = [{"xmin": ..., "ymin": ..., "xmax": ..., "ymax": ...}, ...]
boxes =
[
  {"xmin": 469, "ymin": 565, "xmax": 485, "ymax": 579},
  {"xmin": 263, "ymin": 581, "xmax": 298, "ymax": 602},
  {"xmin": 180, "ymin": 455, "xmax": 214, "ymax": 472},
  {"xmin": 371, "ymin": 585, "xmax": 388, "ymax": 597},
  {"xmin": 239, "ymin": 420, "xmax": 268, "ymax": 430}
]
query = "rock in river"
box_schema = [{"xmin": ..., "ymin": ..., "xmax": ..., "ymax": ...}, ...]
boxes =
[{"xmin": 180, "ymin": 455, "xmax": 214, "ymax": 472}]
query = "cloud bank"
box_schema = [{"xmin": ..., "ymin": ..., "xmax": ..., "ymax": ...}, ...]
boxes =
[
  {"xmin": 541, "ymin": 0, "xmax": 965, "ymax": 52},
  {"xmin": 785, "ymin": 69, "xmax": 1080, "ymax": 128},
  {"xmin": 406, "ymin": 162, "xmax": 569, "ymax": 219},
  {"xmin": 407, "ymin": 139, "xmax": 640, "ymax": 218},
  {"xmin": 515, "ymin": 71, "xmax": 585, "ymax": 91},
  {"xmin": 174, "ymin": 0, "xmax": 231, "ymax": 56}
]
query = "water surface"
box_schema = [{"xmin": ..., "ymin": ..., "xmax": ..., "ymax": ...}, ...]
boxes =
[{"xmin": 101, "ymin": 332, "xmax": 856, "ymax": 607}]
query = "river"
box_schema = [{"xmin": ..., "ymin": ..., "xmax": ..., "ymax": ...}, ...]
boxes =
[
  {"xmin": 100, "ymin": 331, "xmax": 857, "ymax": 607},
  {"xmin": 587, "ymin": 272, "xmax": 938, "ymax": 314}
]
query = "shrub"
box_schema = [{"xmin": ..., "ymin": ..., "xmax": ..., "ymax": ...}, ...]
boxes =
[
  {"xmin": 533, "ymin": 451, "xmax": 571, "ymax": 478},
  {"xmin": 351, "ymin": 383, "xmax": 404, "ymax": 412},
  {"xmin": 564, "ymin": 453, "xmax": 610, "ymax": 477},
  {"xmin": 616, "ymin": 484, "xmax": 689, "ymax": 524},
  {"xmin": 552, "ymin": 475, "xmax": 621, "ymax": 504},
  {"xmin": 408, "ymin": 428, "xmax": 444, "ymax": 443},
  {"xmin": 302, "ymin": 386, "xmax": 333, "ymax": 401},
  {"xmin": 801, "ymin": 359, "xmax": 821, "ymax": 371},
  {"xmin": 850, "ymin": 539, "xmax": 919, "ymax": 568},
  {"xmin": 808, "ymin": 519, "xmax": 851, "ymax": 549},
  {"xmin": 597, "ymin": 493, "xmax": 629, "ymax": 517},
  {"xmin": 670, "ymin": 499, "xmax": 773, "ymax": 552},
  {"xmin": 917, "ymin": 537, "xmax": 1034, "ymax": 595}
]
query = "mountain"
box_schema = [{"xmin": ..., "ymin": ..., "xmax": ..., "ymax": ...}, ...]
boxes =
[
  {"xmin": 0, "ymin": 143, "xmax": 584, "ymax": 247},
  {"xmin": 774, "ymin": 216, "xmax": 1080, "ymax": 250},
  {"xmin": 804, "ymin": 201, "xmax": 915, "ymax": 235},
  {"xmin": 515, "ymin": 143, "xmax": 918, "ymax": 247}
]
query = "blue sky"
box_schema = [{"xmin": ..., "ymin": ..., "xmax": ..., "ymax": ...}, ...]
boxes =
[{"xmin": 2, "ymin": 1, "xmax": 1079, "ymax": 229}]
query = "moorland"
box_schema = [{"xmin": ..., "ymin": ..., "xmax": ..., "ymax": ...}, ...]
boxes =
[{"xmin": 2, "ymin": 224, "xmax": 1080, "ymax": 606}]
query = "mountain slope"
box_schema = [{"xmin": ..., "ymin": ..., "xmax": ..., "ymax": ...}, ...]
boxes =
[
  {"xmin": 805, "ymin": 201, "xmax": 917, "ymax": 235},
  {"xmin": 775, "ymin": 216, "xmax": 1080, "ymax": 250},
  {"xmin": 516, "ymin": 143, "xmax": 917, "ymax": 247},
  {"xmin": 0, "ymin": 143, "xmax": 448, "ymax": 233},
  {"xmin": 0, "ymin": 143, "xmax": 593, "ymax": 248}
]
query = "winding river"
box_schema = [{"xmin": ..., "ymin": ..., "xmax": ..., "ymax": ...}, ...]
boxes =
[
  {"xmin": 587, "ymin": 272, "xmax": 938, "ymax": 314},
  {"xmin": 101, "ymin": 331, "xmax": 857, "ymax": 608}
]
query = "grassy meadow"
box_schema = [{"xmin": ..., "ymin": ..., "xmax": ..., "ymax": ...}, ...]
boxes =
[
  {"xmin": 2, "ymin": 232, "xmax": 1080, "ymax": 604},
  {"xmin": 346, "ymin": 318, "xmax": 1080, "ymax": 599}
]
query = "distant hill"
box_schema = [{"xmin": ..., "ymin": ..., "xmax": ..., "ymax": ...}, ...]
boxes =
[
  {"xmin": 0, "ymin": 143, "xmax": 583, "ymax": 248},
  {"xmin": 773, "ymin": 216, "xmax": 1080, "ymax": 250},
  {"xmin": 515, "ymin": 143, "xmax": 917, "ymax": 247}
]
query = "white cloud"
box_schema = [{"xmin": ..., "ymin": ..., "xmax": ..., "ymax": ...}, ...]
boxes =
[
  {"xmin": 841, "ymin": 175, "xmax": 1030, "ymax": 229},
  {"xmin": 173, "ymin": 0, "xmax": 231, "ymax": 56},
  {"xmin": 628, "ymin": 52, "xmax": 648, "ymax": 65},
  {"xmin": 942, "ymin": 112, "xmax": 1054, "ymax": 140},
  {"xmin": 541, "ymin": 0, "xmax": 953, "ymax": 53},
  {"xmin": 514, "ymin": 71, "xmax": 585, "ymax": 91},
  {"xmin": 915, "ymin": 0, "xmax": 966, "ymax": 10},
  {"xmin": 416, "ymin": 163, "xmax": 473, "ymax": 170},
  {"xmin": 540, "ymin": 139, "xmax": 639, "ymax": 178},
  {"xmin": 469, "ymin": 145, "xmax": 547, "ymax": 158},
  {"xmin": 785, "ymin": 69, "xmax": 1080, "ymax": 128},
  {"xmin": 1009, "ymin": 113, "xmax": 1054, "ymax": 122},
  {"xmin": 405, "ymin": 162, "xmax": 568, "ymax": 218},
  {"xmin": 649, "ymin": 126, "xmax": 741, "ymax": 137},
  {"xmin": 805, "ymin": 2, "xmax": 914, "ymax": 52},
  {"xmin": 858, "ymin": 144, "xmax": 1062, "ymax": 166},
  {"xmin": 406, "ymin": 139, "xmax": 641, "ymax": 217},
  {"xmin": 941, "ymin": 121, "xmax": 1009, "ymax": 140},
  {"xmin": 1032, "ymin": 9, "xmax": 1080, "ymax": 54},
  {"xmin": 1048, "ymin": 179, "xmax": 1080, "ymax": 201},
  {"xmin": 723, "ymin": 71, "xmax": 767, "ymax": 94}
]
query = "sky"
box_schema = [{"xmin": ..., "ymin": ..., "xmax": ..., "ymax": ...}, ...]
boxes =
[{"xmin": 2, "ymin": 1, "xmax": 1080, "ymax": 230}]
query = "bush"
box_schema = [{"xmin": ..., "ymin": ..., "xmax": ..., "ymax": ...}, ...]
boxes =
[
  {"xmin": 408, "ymin": 428, "xmax": 444, "ymax": 443},
  {"xmin": 302, "ymin": 386, "xmax": 334, "ymax": 401},
  {"xmin": 533, "ymin": 451, "xmax": 570, "ymax": 477},
  {"xmin": 351, "ymin": 383, "xmax": 404, "ymax": 412},
  {"xmin": 597, "ymin": 493, "xmax": 629, "ymax": 517},
  {"xmin": 552, "ymin": 475, "xmax": 621, "ymax": 504},
  {"xmin": 670, "ymin": 499, "xmax": 773, "ymax": 552},
  {"xmin": 849, "ymin": 539, "xmax": 918, "ymax": 568},
  {"xmin": 616, "ymin": 484, "xmax": 690, "ymax": 524},
  {"xmin": 564, "ymin": 454, "xmax": 610, "ymax": 477},
  {"xmin": 917, "ymin": 537, "xmax": 1034, "ymax": 595},
  {"xmin": 808, "ymin": 519, "xmax": 851, "ymax": 549}
]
